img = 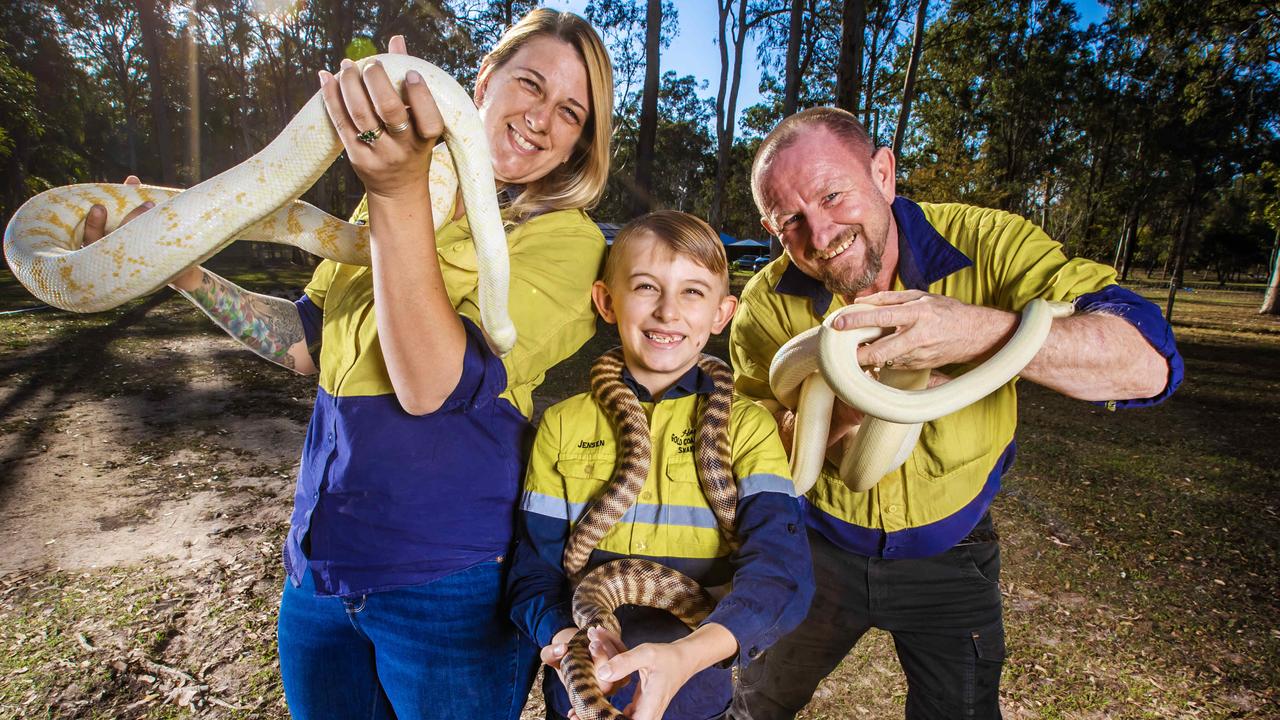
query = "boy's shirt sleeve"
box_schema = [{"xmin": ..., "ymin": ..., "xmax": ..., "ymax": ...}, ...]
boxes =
[
  {"xmin": 507, "ymin": 406, "xmax": 577, "ymax": 647},
  {"xmin": 704, "ymin": 400, "xmax": 814, "ymax": 667}
]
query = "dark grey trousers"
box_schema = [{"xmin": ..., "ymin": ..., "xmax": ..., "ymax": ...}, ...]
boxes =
[{"xmin": 728, "ymin": 521, "xmax": 1005, "ymax": 720}]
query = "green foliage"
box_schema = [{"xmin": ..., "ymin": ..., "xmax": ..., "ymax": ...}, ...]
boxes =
[{"xmin": 0, "ymin": 0, "xmax": 1275, "ymax": 277}]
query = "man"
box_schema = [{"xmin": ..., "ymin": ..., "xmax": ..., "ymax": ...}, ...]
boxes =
[{"xmin": 726, "ymin": 107, "xmax": 1182, "ymax": 719}]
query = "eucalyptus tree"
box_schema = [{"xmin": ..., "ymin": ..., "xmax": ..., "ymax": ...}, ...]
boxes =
[{"xmin": 892, "ymin": 0, "xmax": 928, "ymax": 157}]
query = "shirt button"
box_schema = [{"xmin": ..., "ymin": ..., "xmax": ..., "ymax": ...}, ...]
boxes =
[
  {"xmin": 635, "ymin": 542, "xmax": 647, "ymax": 551},
  {"xmin": 641, "ymin": 492, "xmax": 653, "ymax": 501},
  {"xmin": 887, "ymin": 504, "xmax": 901, "ymax": 514}
]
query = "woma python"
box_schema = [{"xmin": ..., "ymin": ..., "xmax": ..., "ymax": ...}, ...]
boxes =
[
  {"xmin": 560, "ymin": 349, "xmax": 736, "ymax": 720},
  {"xmin": 3, "ymin": 53, "xmax": 516, "ymax": 355}
]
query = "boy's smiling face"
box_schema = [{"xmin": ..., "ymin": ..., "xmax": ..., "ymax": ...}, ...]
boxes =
[{"xmin": 593, "ymin": 231, "xmax": 737, "ymax": 399}]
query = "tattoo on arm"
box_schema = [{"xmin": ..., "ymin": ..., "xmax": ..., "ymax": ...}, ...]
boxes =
[{"xmin": 176, "ymin": 270, "xmax": 306, "ymax": 370}]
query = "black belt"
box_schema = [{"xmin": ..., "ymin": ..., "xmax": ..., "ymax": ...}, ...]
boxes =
[{"xmin": 954, "ymin": 527, "xmax": 999, "ymax": 547}]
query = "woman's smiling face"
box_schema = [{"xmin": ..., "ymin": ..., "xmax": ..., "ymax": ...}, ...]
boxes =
[{"xmin": 475, "ymin": 35, "xmax": 591, "ymax": 186}]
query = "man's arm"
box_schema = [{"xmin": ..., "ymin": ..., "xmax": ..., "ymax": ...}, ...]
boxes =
[{"xmin": 838, "ymin": 289, "xmax": 1170, "ymax": 402}]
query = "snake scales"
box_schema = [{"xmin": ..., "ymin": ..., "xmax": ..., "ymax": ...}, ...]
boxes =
[
  {"xmin": 560, "ymin": 349, "xmax": 736, "ymax": 720},
  {"xmin": 2, "ymin": 53, "xmax": 517, "ymax": 355},
  {"xmin": 769, "ymin": 298, "xmax": 1075, "ymax": 494}
]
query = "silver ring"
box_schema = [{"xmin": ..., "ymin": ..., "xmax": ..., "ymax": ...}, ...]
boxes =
[
  {"xmin": 385, "ymin": 119, "xmax": 412, "ymax": 135},
  {"xmin": 357, "ymin": 126, "xmax": 384, "ymax": 144}
]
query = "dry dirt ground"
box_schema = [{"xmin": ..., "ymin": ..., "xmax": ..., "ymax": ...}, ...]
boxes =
[{"xmin": 0, "ymin": 279, "xmax": 1276, "ymax": 719}]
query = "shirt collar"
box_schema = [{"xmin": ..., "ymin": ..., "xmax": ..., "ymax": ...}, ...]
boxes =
[
  {"xmin": 621, "ymin": 362, "xmax": 714, "ymax": 402},
  {"xmin": 773, "ymin": 196, "xmax": 974, "ymax": 317}
]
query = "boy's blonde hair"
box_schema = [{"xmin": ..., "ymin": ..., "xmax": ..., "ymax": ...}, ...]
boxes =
[
  {"xmin": 603, "ymin": 210, "xmax": 729, "ymax": 291},
  {"xmin": 478, "ymin": 9, "xmax": 614, "ymax": 223}
]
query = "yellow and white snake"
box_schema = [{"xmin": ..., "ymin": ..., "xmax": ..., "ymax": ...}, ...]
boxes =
[
  {"xmin": 2, "ymin": 54, "xmax": 516, "ymax": 355},
  {"xmin": 561, "ymin": 349, "xmax": 736, "ymax": 720},
  {"xmin": 769, "ymin": 298, "xmax": 1075, "ymax": 493}
]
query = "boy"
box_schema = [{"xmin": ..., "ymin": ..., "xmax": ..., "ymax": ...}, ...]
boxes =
[{"xmin": 507, "ymin": 211, "xmax": 814, "ymax": 720}]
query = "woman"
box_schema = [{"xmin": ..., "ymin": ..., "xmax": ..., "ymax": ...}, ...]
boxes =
[{"xmin": 84, "ymin": 10, "xmax": 613, "ymax": 719}]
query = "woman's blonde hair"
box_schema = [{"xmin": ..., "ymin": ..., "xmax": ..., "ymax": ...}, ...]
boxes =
[{"xmin": 476, "ymin": 9, "xmax": 614, "ymax": 223}]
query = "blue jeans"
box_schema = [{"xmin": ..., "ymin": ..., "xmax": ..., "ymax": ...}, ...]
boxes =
[{"xmin": 278, "ymin": 560, "xmax": 539, "ymax": 720}]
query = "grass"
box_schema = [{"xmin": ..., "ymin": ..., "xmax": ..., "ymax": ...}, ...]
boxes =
[{"xmin": 0, "ymin": 267, "xmax": 1277, "ymax": 718}]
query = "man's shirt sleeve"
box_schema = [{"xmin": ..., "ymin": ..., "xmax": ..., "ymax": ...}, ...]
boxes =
[
  {"xmin": 980, "ymin": 211, "xmax": 1182, "ymax": 405},
  {"xmin": 507, "ymin": 408, "xmax": 577, "ymax": 647},
  {"xmin": 704, "ymin": 401, "xmax": 814, "ymax": 667}
]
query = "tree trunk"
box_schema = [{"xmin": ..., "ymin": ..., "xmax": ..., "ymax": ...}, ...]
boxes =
[
  {"xmin": 185, "ymin": 17, "xmax": 201, "ymax": 184},
  {"xmin": 1165, "ymin": 196, "xmax": 1197, "ymax": 321},
  {"xmin": 783, "ymin": 0, "xmax": 804, "ymax": 116},
  {"xmin": 892, "ymin": 0, "xmax": 927, "ymax": 157},
  {"xmin": 834, "ymin": 0, "xmax": 865, "ymax": 115},
  {"xmin": 631, "ymin": 0, "xmax": 663, "ymax": 217},
  {"xmin": 136, "ymin": 0, "xmax": 176, "ymax": 185},
  {"xmin": 1261, "ymin": 226, "xmax": 1280, "ymax": 314},
  {"xmin": 710, "ymin": 0, "xmax": 750, "ymax": 230},
  {"xmin": 1119, "ymin": 204, "xmax": 1140, "ymax": 282}
]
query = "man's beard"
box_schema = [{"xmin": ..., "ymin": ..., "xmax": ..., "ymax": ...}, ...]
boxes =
[{"xmin": 815, "ymin": 226, "xmax": 885, "ymax": 298}]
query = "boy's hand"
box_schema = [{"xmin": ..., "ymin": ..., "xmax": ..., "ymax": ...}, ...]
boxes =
[
  {"xmin": 585, "ymin": 626, "xmax": 630, "ymax": 696},
  {"xmin": 540, "ymin": 626, "xmax": 579, "ymax": 677},
  {"xmin": 595, "ymin": 622, "xmax": 737, "ymax": 720},
  {"xmin": 594, "ymin": 640, "xmax": 700, "ymax": 720},
  {"xmin": 543, "ymin": 626, "xmax": 631, "ymax": 720}
]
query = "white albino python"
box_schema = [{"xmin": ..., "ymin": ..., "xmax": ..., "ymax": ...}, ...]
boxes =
[
  {"xmin": 2, "ymin": 53, "xmax": 516, "ymax": 355},
  {"xmin": 769, "ymin": 298, "xmax": 1075, "ymax": 494}
]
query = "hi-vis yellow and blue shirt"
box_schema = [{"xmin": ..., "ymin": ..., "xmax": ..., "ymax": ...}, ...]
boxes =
[
  {"xmin": 508, "ymin": 364, "xmax": 815, "ymax": 720},
  {"xmin": 284, "ymin": 207, "xmax": 605, "ymax": 597},
  {"xmin": 731, "ymin": 198, "xmax": 1183, "ymax": 561}
]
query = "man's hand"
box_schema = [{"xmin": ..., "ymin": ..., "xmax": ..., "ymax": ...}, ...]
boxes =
[{"xmin": 832, "ymin": 290, "xmax": 1017, "ymax": 370}]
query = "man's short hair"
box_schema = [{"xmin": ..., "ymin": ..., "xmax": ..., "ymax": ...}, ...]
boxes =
[
  {"xmin": 603, "ymin": 210, "xmax": 729, "ymax": 292},
  {"xmin": 751, "ymin": 107, "xmax": 876, "ymax": 216}
]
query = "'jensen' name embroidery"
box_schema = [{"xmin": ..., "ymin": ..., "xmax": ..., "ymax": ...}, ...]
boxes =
[{"xmin": 578, "ymin": 439, "xmax": 605, "ymax": 449}]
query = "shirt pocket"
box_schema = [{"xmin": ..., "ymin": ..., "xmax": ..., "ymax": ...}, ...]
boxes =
[
  {"xmin": 661, "ymin": 456, "xmax": 725, "ymax": 559},
  {"xmin": 910, "ymin": 405, "xmax": 992, "ymax": 482},
  {"xmin": 555, "ymin": 455, "xmax": 615, "ymax": 521},
  {"xmin": 664, "ymin": 455, "xmax": 699, "ymax": 484}
]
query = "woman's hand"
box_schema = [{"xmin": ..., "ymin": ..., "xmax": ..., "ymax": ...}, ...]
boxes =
[
  {"xmin": 80, "ymin": 176, "xmax": 203, "ymax": 291},
  {"xmin": 317, "ymin": 38, "xmax": 444, "ymax": 203},
  {"xmin": 83, "ymin": 175, "xmax": 153, "ymax": 246}
]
